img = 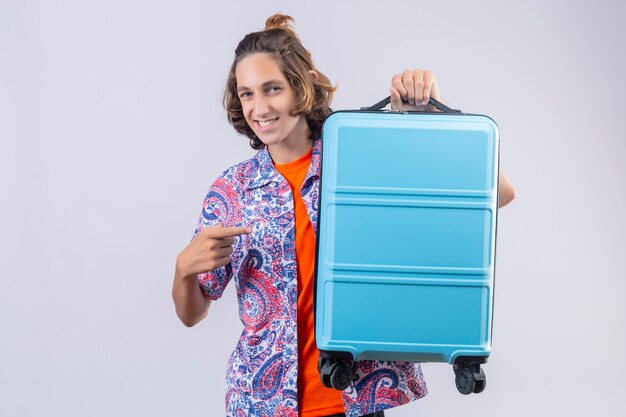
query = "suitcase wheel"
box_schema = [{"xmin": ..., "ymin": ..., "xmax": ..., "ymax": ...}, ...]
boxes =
[
  {"xmin": 454, "ymin": 363, "xmax": 486, "ymax": 395},
  {"xmin": 473, "ymin": 377, "xmax": 486, "ymax": 394},
  {"xmin": 318, "ymin": 356, "xmax": 352, "ymax": 391}
]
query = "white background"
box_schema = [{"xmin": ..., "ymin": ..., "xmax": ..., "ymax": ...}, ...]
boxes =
[{"xmin": 1, "ymin": 1, "xmax": 625, "ymax": 416}]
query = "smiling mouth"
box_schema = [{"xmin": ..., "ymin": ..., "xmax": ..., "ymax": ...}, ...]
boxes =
[{"xmin": 256, "ymin": 118, "xmax": 278, "ymax": 128}]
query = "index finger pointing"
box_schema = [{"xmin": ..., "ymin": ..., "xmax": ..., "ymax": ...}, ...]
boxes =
[{"xmin": 209, "ymin": 226, "xmax": 252, "ymax": 238}]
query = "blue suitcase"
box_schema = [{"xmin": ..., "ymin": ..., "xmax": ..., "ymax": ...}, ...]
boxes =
[{"xmin": 314, "ymin": 97, "xmax": 499, "ymax": 395}]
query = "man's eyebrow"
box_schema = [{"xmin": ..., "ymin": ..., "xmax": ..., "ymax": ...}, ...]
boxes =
[
  {"xmin": 236, "ymin": 79, "xmax": 286, "ymax": 93},
  {"xmin": 262, "ymin": 79, "xmax": 286, "ymax": 87}
]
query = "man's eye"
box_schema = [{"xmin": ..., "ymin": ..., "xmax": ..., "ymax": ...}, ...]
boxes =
[{"xmin": 268, "ymin": 87, "xmax": 281, "ymax": 93}]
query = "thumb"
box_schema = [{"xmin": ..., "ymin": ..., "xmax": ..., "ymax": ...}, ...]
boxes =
[{"xmin": 389, "ymin": 87, "xmax": 403, "ymax": 110}]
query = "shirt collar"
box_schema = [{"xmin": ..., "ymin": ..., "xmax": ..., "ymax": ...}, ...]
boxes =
[{"xmin": 245, "ymin": 139, "xmax": 322, "ymax": 190}]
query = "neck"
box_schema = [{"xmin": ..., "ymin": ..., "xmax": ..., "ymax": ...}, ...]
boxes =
[{"xmin": 268, "ymin": 118, "xmax": 313, "ymax": 164}]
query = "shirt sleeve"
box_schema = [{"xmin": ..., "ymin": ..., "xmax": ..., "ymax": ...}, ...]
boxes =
[{"xmin": 192, "ymin": 173, "xmax": 244, "ymax": 300}]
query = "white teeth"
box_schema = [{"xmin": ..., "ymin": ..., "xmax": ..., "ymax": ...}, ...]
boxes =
[{"xmin": 258, "ymin": 118, "xmax": 277, "ymax": 127}]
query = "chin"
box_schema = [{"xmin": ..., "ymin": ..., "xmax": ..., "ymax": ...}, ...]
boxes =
[{"xmin": 256, "ymin": 134, "xmax": 282, "ymax": 146}]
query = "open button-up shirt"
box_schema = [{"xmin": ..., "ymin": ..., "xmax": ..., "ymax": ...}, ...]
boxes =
[{"xmin": 194, "ymin": 139, "xmax": 427, "ymax": 417}]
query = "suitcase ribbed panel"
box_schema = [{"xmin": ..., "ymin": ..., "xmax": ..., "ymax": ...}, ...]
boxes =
[{"xmin": 316, "ymin": 112, "xmax": 499, "ymax": 363}]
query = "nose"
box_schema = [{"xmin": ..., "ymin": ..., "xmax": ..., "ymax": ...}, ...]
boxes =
[{"xmin": 252, "ymin": 94, "xmax": 270, "ymax": 118}]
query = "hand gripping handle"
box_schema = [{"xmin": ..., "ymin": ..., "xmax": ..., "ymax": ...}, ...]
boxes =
[{"xmin": 361, "ymin": 96, "xmax": 461, "ymax": 113}]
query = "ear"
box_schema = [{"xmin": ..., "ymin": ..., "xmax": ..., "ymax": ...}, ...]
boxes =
[{"xmin": 308, "ymin": 70, "xmax": 319, "ymax": 81}]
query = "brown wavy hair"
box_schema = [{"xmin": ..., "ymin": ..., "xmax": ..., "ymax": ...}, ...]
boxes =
[{"xmin": 223, "ymin": 13, "xmax": 336, "ymax": 150}]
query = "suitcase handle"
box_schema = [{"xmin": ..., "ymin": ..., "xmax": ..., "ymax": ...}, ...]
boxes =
[{"xmin": 361, "ymin": 96, "xmax": 462, "ymax": 113}]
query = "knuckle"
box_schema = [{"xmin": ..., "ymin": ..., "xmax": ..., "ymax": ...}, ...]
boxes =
[{"xmin": 209, "ymin": 256, "xmax": 224, "ymax": 271}]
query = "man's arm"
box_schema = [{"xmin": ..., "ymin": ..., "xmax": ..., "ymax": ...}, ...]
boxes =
[
  {"xmin": 172, "ymin": 265, "xmax": 211, "ymax": 327},
  {"xmin": 498, "ymin": 169, "xmax": 516, "ymax": 208},
  {"xmin": 171, "ymin": 225, "xmax": 251, "ymax": 327}
]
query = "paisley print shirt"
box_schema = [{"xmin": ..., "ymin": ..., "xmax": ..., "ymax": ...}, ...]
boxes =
[{"xmin": 194, "ymin": 139, "xmax": 427, "ymax": 417}]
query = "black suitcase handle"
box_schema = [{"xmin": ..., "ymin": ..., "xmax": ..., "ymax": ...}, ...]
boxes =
[{"xmin": 361, "ymin": 96, "xmax": 461, "ymax": 113}]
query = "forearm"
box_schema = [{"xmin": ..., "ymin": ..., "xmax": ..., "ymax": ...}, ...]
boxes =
[
  {"xmin": 172, "ymin": 265, "xmax": 211, "ymax": 327},
  {"xmin": 497, "ymin": 169, "xmax": 516, "ymax": 208}
]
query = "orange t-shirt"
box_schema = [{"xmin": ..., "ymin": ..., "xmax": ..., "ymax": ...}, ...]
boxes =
[{"xmin": 274, "ymin": 148, "xmax": 345, "ymax": 417}]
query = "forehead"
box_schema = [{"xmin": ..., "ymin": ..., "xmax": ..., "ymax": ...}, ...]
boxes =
[{"xmin": 235, "ymin": 53, "xmax": 287, "ymax": 88}]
